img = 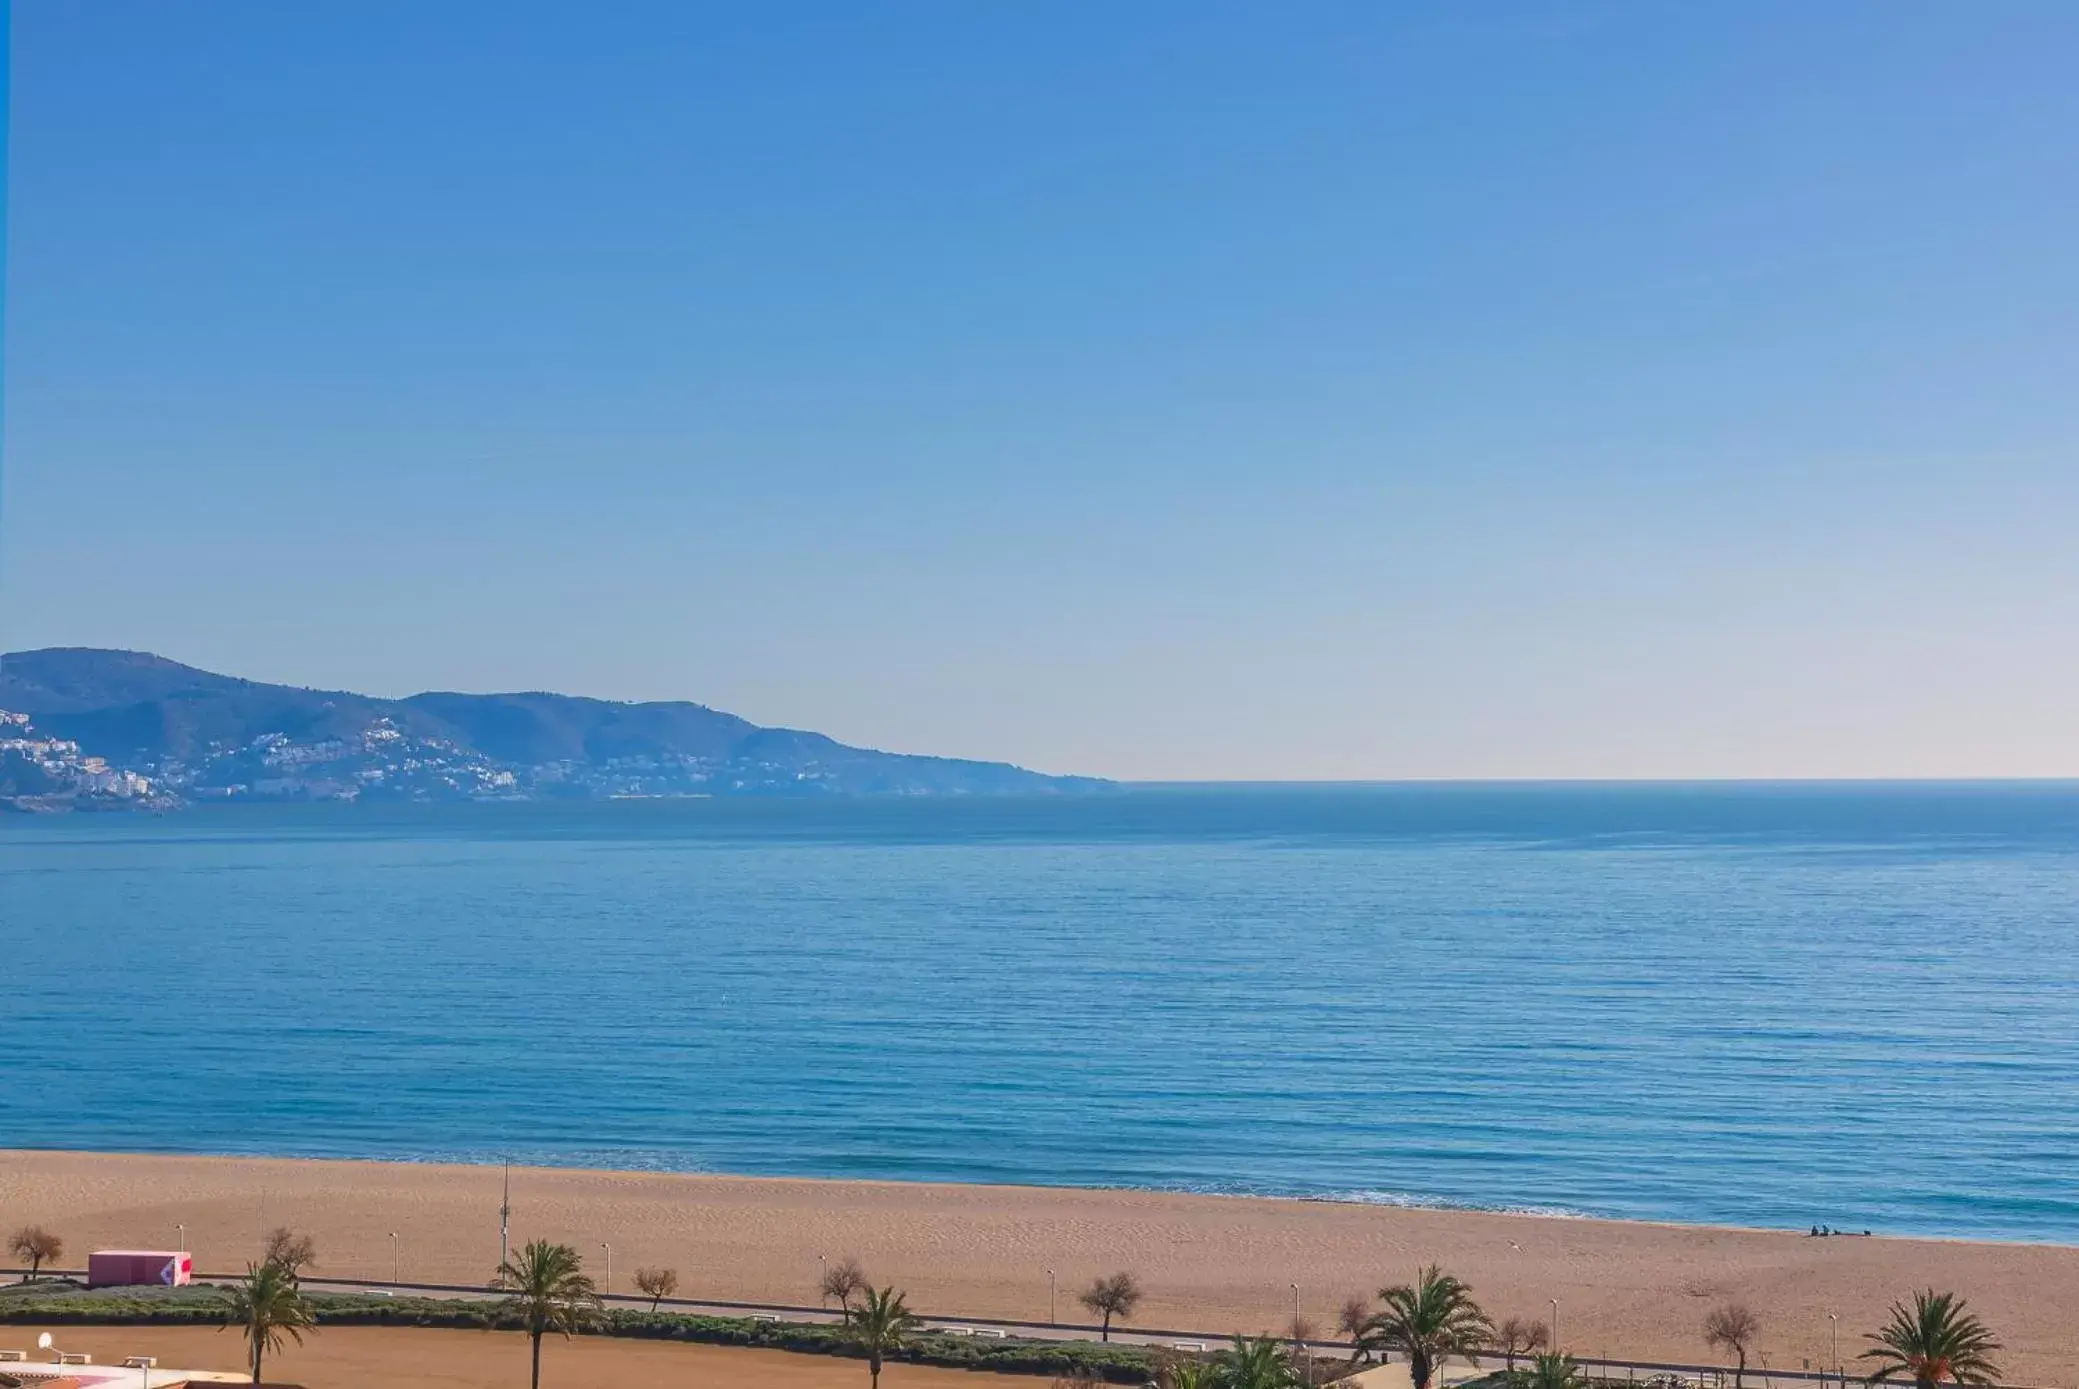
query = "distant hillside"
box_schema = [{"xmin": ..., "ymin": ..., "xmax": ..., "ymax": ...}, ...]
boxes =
[{"xmin": 0, "ymin": 648, "xmax": 1110, "ymax": 804}]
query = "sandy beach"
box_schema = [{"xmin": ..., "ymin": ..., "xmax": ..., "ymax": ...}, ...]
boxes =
[{"xmin": 5, "ymin": 1151, "xmax": 2076, "ymax": 1385}]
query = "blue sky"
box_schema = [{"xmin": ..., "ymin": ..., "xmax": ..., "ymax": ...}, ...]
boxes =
[{"xmin": 5, "ymin": 2, "xmax": 2075, "ymax": 779}]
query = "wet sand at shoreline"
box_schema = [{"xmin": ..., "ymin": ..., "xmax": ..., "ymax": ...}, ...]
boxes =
[{"xmin": 5, "ymin": 1151, "xmax": 2076, "ymax": 1384}]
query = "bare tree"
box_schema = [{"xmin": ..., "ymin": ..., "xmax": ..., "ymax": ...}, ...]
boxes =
[
  {"xmin": 633, "ymin": 1265, "xmax": 679, "ymax": 1312},
  {"xmin": 1704, "ymin": 1304, "xmax": 1763, "ymax": 1389},
  {"xmin": 1338, "ymin": 1296, "xmax": 1376, "ymax": 1363},
  {"xmin": 1496, "ymin": 1316, "xmax": 1550, "ymax": 1373},
  {"xmin": 1079, "ymin": 1271, "xmax": 1144, "ymax": 1342},
  {"xmin": 7, "ymin": 1227, "xmax": 62, "ymax": 1281},
  {"xmin": 260, "ymin": 1227, "xmax": 318, "ymax": 1279},
  {"xmin": 821, "ymin": 1256, "xmax": 870, "ymax": 1313}
]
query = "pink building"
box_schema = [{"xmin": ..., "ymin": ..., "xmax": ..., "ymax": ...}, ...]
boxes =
[{"xmin": 85, "ymin": 1250, "xmax": 191, "ymax": 1289}]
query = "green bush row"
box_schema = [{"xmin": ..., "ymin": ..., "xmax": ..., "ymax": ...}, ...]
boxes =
[{"xmin": 0, "ymin": 1286, "xmax": 1158, "ymax": 1383}]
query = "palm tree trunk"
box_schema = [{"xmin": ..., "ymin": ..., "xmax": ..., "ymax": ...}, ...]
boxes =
[
  {"xmin": 531, "ymin": 1328, "xmax": 543, "ymax": 1389},
  {"xmin": 870, "ymin": 1351, "xmax": 882, "ymax": 1389},
  {"xmin": 252, "ymin": 1338, "xmax": 264, "ymax": 1386}
]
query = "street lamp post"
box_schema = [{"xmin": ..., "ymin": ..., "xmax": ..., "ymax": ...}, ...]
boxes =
[
  {"xmin": 601, "ymin": 1244, "xmax": 612, "ymax": 1296},
  {"xmin": 1551, "ymin": 1299, "xmax": 1560, "ymax": 1351},
  {"xmin": 1829, "ymin": 1316, "xmax": 1839, "ymax": 1387},
  {"xmin": 175, "ymin": 1225, "xmax": 184, "ymax": 1254},
  {"xmin": 390, "ymin": 1232, "xmax": 399, "ymax": 1285},
  {"xmin": 1048, "ymin": 1270, "xmax": 1057, "ymax": 1325},
  {"xmin": 1293, "ymin": 1284, "xmax": 1310, "ymax": 1377},
  {"xmin": 819, "ymin": 1255, "xmax": 828, "ymax": 1308}
]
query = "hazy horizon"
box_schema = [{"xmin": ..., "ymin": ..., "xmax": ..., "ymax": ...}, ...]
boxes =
[{"xmin": 6, "ymin": 3, "xmax": 2076, "ymax": 782}]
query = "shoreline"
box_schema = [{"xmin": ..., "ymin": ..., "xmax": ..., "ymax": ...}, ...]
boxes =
[
  {"xmin": 5, "ymin": 1150, "xmax": 2078, "ymax": 1384},
  {"xmin": 9, "ymin": 1143, "xmax": 2060, "ymax": 1250}
]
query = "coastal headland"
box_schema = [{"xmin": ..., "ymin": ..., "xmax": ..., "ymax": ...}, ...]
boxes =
[{"xmin": 6, "ymin": 1152, "xmax": 2077, "ymax": 1384}]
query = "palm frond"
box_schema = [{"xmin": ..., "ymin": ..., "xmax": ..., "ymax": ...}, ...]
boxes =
[
  {"xmin": 1363, "ymin": 1265, "xmax": 1493, "ymax": 1389},
  {"xmin": 1527, "ymin": 1353, "xmax": 1590, "ymax": 1389},
  {"xmin": 845, "ymin": 1285, "xmax": 924, "ymax": 1352},
  {"xmin": 223, "ymin": 1258, "xmax": 317, "ymax": 1382},
  {"xmin": 1216, "ymin": 1335, "xmax": 1302, "ymax": 1389},
  {"xmin": 1859, "ymin": 1290, "xmax": 2002, "ymax": 1388},
  {"xmin": 495, "ymin": 1239, "xmax": 604, "ymax": 1339}
]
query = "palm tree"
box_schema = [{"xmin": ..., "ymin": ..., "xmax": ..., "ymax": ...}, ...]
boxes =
[
  {"xmin": 1703, "ymin": 1303, "xmax": 1762, "ymax": 1389},
  {"xmin": 1525, "ymin": 1352, "xmax": 1589, "ymax": 1389},
  {"xmin": 844, "ymin": 1285, "xmax": 923, "ymax": 1389},
  {"xmin": 1218, "ymin": 1335, "xmax": 1303, "ymax": 1389},
  {"xmin": 1363, "ymin": 1265, "xmax": 1493, "ymax": 1389},
  {"xmin": 222, "ymin": 1259, "xmax": 316, "ymax": 1385},
  {"xmin": 1167, "ymin": 1359, "xmax": 1217, "ymax": 1389},
  {"xmin": 1860, "ymin": 1291, "xmax": 2002, "ymax": 1389},
  {"xmin": 495, "ymin": 1239, "xmax": 604, "ymax": 1389}
]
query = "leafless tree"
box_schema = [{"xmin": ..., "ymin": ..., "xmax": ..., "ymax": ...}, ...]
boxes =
[
  {"xmin": 7, "ymin": 1227, "xmax": 62, "ymax": 1281},
  {"xmin": 261, "ymin": 1227, "xmax": 318, "ymax": 1278},
  {"xmin": 1339, "ymin": 1296, "xmax": 1376, "ymax": 1362},
  {"xmin": 1079, "ymin": 1271, "xmax": 1144, "ymax": 1342},
  {"xmin": 821, "ymin": 1255, "xmax": 870, "ymax": 1312},
  {"xmin": 1704, "ymin": 1303, "xmax": 1763, "ymax": 1389},
  {"xmin": 1496, "ymin": 1316, "xmax": 1551, "ymax": 1373},
  {"xmin": 634, "ymin": 1265, "xmax": 680, "ymax": 1312}
]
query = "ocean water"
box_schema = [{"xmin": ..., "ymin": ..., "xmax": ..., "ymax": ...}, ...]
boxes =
[{"xmin": 5, "ymin": 784, "xmax": 2077, "ymax": 1242}]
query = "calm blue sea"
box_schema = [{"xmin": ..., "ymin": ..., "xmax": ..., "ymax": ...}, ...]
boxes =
[{"xmin": 5, "ymin": 785, "xmax": 2077, "ymax": 1242}]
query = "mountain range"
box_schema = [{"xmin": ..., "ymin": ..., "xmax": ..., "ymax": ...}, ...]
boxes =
[{"xmin": 0, "ymin": 648, "xmax": 1109, "ymax": 806}]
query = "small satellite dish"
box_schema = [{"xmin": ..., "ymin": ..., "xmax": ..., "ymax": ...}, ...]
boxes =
[{"xmin": 35, "ymin": 1335, "xmax": 52, "ymax": 1350}]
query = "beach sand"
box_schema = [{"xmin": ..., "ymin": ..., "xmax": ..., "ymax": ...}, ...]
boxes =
[
  {"xmin": 5, "ymin": 1151, "xmax": 2076, "ymax": 1385},
  {"xmin": 0, "ymin": 1323, "xmax": 1034, "ymax": 1389}
]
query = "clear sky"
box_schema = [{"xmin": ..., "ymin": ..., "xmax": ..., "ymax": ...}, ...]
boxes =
[{"xmin": 4, "ymin": 2, "xmax": 2075, "ymax": 780}]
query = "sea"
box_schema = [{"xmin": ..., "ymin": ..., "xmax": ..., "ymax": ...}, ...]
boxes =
[{"xmin": 5, "ymin": 784, "xmax": 2076, "ymax": 1243}]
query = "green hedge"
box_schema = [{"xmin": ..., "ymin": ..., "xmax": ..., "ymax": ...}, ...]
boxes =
[{"xmin": 0, "ymin": 1285, "xmax": 1157, "ymax": 1383}]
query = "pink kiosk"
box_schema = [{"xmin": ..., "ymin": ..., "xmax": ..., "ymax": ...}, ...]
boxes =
[{"xmin": 86, "ymin": 1250, "xmax": 192, "ymax": 1288}]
